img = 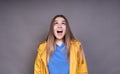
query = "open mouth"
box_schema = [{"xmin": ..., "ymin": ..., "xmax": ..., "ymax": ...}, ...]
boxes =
[
  {"xmin": 57, "ymin": 31, "xmax": 63, "ymax": 33},
  {"xmin": 55, "ymin": 30, "xmax": 64, "ymax": 38}
]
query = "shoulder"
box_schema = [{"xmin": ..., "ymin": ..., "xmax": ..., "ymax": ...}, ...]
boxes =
[
  {"xmin": 70, "ymin": 39, "xmax": 84, "ymax": 53},
  {"xmin": 70, "ymin": 39, "xmax": 82, "ymax": 47},
  {"xmin": 37, "ymin": 41, "xmax": 47, "ymax": 54}
]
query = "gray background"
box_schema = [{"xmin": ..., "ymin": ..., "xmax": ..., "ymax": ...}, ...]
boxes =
[{"xmin": 0, "ymin": 0, "xmax": 120, "ymax": 74}]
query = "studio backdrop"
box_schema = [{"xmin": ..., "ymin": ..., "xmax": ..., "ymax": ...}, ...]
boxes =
[{"xmin": 0, "ymin": 0, "xmax": 120, "ymax": 74}]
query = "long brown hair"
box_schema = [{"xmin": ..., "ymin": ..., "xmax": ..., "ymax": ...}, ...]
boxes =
[{"xmin": 46, "ymin": 15, "xmax": 75, "ymax": 63}]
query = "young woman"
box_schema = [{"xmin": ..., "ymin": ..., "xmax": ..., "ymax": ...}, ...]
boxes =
[{"xmin": 34, "ymin": 15, "xmax": 88, "ymax": 74}]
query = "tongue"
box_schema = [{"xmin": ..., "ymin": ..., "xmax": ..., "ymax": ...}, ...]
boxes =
[{"xmin": 57, "ymin": 32, "xmax": 62, "ymax": 36}]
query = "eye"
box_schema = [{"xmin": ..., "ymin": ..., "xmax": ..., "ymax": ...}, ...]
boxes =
[
  {"xmin": 62, "ymin": 22, "xmax": 66, "ymax": 25},
  {"xmin": 54, "ymin": 22, "xmax": 58, "ymax": 24}
]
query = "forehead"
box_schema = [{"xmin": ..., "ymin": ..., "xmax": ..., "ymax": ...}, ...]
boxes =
[{"xmin": 54, "ymin": 17, "xmax": 65, "ymax": 22}]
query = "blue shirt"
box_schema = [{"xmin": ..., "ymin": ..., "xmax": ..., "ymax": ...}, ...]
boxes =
[{"xmin": 48, "ymin": 43, "xmax": 69, "ymax": 74}]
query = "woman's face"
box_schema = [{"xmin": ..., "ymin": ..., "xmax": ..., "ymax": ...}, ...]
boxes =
[{"xmin": 53, "ymin": 17, "xmax": 66, "ymax": 40}]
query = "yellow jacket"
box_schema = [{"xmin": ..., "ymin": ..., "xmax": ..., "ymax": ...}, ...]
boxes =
[{"xmin": 34, "ymin": 40, "xmax": 88, "ymax": 74}]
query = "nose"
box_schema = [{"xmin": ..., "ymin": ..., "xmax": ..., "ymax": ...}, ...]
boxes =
[{"xmin": 57, "ymin": 24, "xmax": 62, "ymax": 28}]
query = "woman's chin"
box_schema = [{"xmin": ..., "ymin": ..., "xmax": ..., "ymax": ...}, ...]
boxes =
[{"xmin": 56, "ymin": 36, "xmax": 64, "ymax": 40}]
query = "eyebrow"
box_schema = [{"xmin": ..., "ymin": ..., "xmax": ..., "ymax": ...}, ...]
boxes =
[{"xmin": 54, "ymin": 20, "xmax": 66, "ymax": 22}]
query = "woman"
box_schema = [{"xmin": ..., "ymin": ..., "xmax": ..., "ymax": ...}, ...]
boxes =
[{"xmin": 34, "ymin": 15, "xmax": 88, "ymax": 74}]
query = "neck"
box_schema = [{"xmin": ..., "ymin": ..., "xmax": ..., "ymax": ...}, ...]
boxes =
[{"xmin": 56, "ymin": 39, "xmax": 63, "ymax": 46}]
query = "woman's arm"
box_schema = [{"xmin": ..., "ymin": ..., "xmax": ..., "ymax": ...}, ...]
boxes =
[
  {"xmin": 34, "ymin": 49, "xmax": 42, "ymax": 74},
  {"xmin": 34, "ymin": 43, "xmax": 46, "ymax": 74},
  {"xmin": 77, "ymin": 43, "xmax": 88, "ymax": 74}
]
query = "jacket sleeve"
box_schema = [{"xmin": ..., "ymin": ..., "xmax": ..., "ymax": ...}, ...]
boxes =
[
  {"xmin": 77, "ymin": 43, "xmax": 88, "ymax": 74},
  {"xmin": 34, "ymin": 45, "xmax": 44, "ymax": 74}
]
